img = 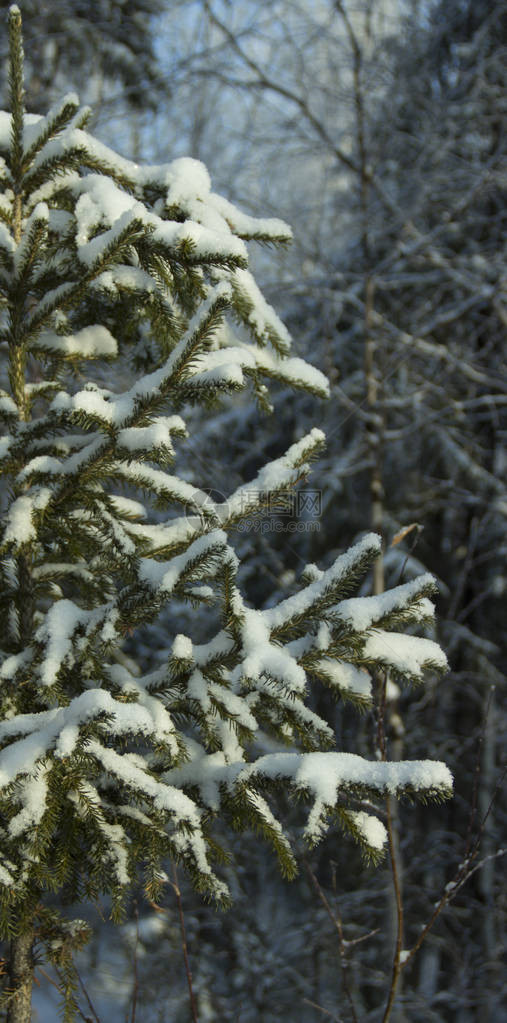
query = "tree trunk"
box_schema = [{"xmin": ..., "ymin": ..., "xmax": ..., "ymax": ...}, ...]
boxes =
[{"xmin": 6, "ymin": 928, "xmax": 34, "ymax": 1023}]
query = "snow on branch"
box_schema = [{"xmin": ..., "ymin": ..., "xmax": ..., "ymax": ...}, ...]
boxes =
[
  {"xmin": 237, "ymin": 751, "xmax": 453, "ymax": 844},
  {"xmin": 264, "ymin": 533, "xmax": 382, "ymax": 634}
]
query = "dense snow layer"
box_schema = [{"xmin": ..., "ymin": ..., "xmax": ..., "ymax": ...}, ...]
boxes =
[
  {"xmin": 34, "ymin": 325, "xmax": 118, "ymax": 359},
  {"xmin": 2, "ymin": 487, "xmax": 52, "ymax": 547},
  {"xmin": 337, "ymin": 575, "xmax": 437, "ymax": 630},
  {"xmin": 235, "ymin": 608, "xmax": 307, "ymax": 692},
  {"xmin": 363, "ymin": 631, "xmax": 449, "ymax": 678},
  {"xmin": 313, "ymin": 659, "xmax": 372, "ymax": 698}
]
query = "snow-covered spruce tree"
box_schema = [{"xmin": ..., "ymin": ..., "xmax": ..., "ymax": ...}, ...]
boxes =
[{"xmin": 0, "ymin": 9, "xmax": 452, "ymax": 1021}]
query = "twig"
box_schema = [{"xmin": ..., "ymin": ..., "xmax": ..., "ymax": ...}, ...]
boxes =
[
  {"xmin": 447, "ymin": 515, "xmax": 480, "ymax": 621},
  {"xmin": 302, "ymin": 996, "xmax": 344, "ymax": 1022},
  {"xmin": 303, "ymin": 858, "xmax": 359, "ymax": 1023},
  {"xmin": 92, "ymin": 899, "xmax": 107, "ymax": 924},
  {"xmin": 401, "ymin": 763, "xmax": 507, "ymax": 969},
  {"xmin": 464, "ymin": 685, "xmax": 495, "ymax": 860},
  {"xmin": 75, "ymin": 965, "xmax": 102, "ymax": 1023},
  {"xmin": 375, "ymin": 664, "xmax": 405, "ymax": 1023},
  {"xmin": 401, "ymin": 847, "xmax": 506, "ymax": 971},
  {"xmin": 170, "ymin": 862, "xmax": 199, "ymax": 1023},
  {"xmin": 392, "ymin": 523, "xmax": 423, "ymax": 585},
  {"xmin": 345, "ymin": 928, "xmax": 380, "ymax": 948},
  {"xmin": 130, "ymin": 902, "xmax": 139, "ymax": 1023},
  {"xmin": 381, "ymin": 796, "xmax": 404, "ymax": 1023},
  {"xmin": 41, "ymin": 964, "xmax": 93, "ymax": 1023}
]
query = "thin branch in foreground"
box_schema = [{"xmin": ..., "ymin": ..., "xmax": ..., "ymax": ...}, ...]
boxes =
[
  {"xmin": 303, "ymin": 858, "xmax": 359, "ymax": 1023},
  {"xmin": 170, "ymin": 862, "xmax": 199, "ymax": 1023},
  {"xmin": 43, "ymin": 964, "xmax": 94, "ymax": 1023},
  {"xmin": 302, "ymin": 996, "xmax": 344, "ymax": 1022},
  {"xmin": 75, "ymin": 965, "xmax": 102, "ymax": 1023},
  {"xmin": 381, "ymin": 795, "xmax": 404, "ymax": 1023},
  {"xmin": 464, "ymin": 684, "xmax": 495, "ymax": 860},
  {"xmin": 402, "ymin": 847, "xmax": 507, "ymax": 971},
  {"xmin": 129, "ymin": 902, "xmax": 139, "ymax": 1023},
  {"xmin": 401, "ymin": 763, "xmax": 507, "ymax": 970}
]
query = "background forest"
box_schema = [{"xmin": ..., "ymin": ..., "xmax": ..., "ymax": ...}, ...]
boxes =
[{"xmin": 0, "ymin": 1, "xmax": 505, "ymax": 1021}]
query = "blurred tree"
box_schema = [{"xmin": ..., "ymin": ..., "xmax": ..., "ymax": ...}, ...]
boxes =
[
  {"xmin": 0, "ymin": 0, "xmax": 166, "ymax": 115},
  {"xmin": 143, "ymin": 1, "xmax": 507, "ymax": 1019}
]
